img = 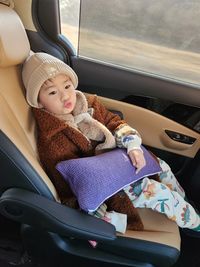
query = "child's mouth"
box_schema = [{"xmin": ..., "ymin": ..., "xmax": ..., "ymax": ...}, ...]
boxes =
[{"xmin": 64, "ymin": 101, "xmax": 72, "ymax": 109}]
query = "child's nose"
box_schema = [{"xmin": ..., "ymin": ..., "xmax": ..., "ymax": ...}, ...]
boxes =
[{"xmin": 60, "ymin": 91, "xmax": 69, "ymax": 101}]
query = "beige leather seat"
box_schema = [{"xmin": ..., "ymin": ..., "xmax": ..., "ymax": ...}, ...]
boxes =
[{"xmin": 0, "ymin": 3, "xmax": 180, "ymax": 267}]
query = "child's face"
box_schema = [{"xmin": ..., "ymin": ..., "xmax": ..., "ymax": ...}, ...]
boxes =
[{"xmin": 38, "ymin": 74, "xmax": 76, "ymax": 115}]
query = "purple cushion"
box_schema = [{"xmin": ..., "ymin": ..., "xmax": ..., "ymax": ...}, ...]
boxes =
[{"xmin": 56, "ymin": 146, "xmax": 162, "ymax": 212}]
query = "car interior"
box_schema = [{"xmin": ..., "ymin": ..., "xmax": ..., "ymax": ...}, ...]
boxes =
[{"xmin": 0, "ymin": 1, "xmax": 200, "ymax": 267}]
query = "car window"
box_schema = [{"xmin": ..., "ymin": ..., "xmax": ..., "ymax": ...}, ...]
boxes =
[{"xmin": 59, "ymin": 0, "xmax": 200, "ymax": 86}]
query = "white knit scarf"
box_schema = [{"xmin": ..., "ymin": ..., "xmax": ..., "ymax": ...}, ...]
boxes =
[{"xmin": 55, "ymin": 91, "xmax": 116, "ymax": 151}]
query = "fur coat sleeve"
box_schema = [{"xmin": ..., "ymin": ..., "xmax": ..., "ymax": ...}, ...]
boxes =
[{"xmin": 87, "ymin": 94, "xmax": 126, "ymax": 132}]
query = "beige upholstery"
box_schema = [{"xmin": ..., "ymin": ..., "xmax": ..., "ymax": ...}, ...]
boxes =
[
  {"xmin": 121, "ymin": 209, "xmax": 180, "ymax": 249},
  {"xmin": 0, "ymin": 0, "xmax": 14, "ymax": 8},
  {"xmin": 0, "ymin": 4, "xmax": 180, "ymax": 251},
  {"xmin": 0, "ymin": 3, "xmax": 59, "ymax": 201},
  {"xmin": 0, "ymin": 4, "xmax": 29, "ymax": 67}
]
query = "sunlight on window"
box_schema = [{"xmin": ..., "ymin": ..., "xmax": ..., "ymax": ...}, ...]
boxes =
[
  {"xmin": 60, "ymin": 0, "xmax": 200, "ymax": 85},
  {"xmin": 59, "ymin": 0, "xmax": 80, "ymax": 54}
]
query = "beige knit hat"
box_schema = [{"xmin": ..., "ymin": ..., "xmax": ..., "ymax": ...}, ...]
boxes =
[{"xmin": 22, "ymin": 52, "xmax": 78, "ymax": 108}]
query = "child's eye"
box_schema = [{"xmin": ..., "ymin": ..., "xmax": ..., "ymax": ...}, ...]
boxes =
[
  {"xmin": 49, "ymin": 90, "xmax": 57, "ymax": 95},
  {"xmin": 65, "ymin": 85, "xmax": 71, "ymax": 89}
]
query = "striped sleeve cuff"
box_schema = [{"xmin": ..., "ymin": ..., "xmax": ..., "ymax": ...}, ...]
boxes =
[{"xmin": 114, "ymin": 124, "xmax": 142, "ymax": 151}]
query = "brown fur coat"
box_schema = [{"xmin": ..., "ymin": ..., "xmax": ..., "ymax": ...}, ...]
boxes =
[{"xmin": 33, "ymin": 93, "xmax": 159, "ymax": 231}]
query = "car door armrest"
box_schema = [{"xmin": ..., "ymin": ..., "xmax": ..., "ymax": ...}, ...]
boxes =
[{"xmin": 0, "ymin": 188, "xmax": 116, "ymax": 242}]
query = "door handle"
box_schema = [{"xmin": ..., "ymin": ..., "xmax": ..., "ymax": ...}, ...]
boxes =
[{"xmin": 165, "ymin": 130, "xmax": 196, "ymax": 145}]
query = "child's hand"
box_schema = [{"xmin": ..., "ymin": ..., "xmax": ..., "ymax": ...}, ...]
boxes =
[{"xmin": 128, "ymin": 149, "xmax": 146, "ymax": 174}]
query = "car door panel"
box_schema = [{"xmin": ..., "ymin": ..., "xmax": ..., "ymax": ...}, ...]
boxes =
[{"xmin": 88, "ymin": 94, "xmax": 200, "ymax": 159}]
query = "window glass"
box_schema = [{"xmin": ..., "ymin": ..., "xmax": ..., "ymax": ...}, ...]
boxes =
[
  {"xmin": 60, "ymin": 0, "xmax": 200, "ymax": 85},
  {"xmin": 59, "ymin": 0, "xmax": 80, "ymax": 53}
]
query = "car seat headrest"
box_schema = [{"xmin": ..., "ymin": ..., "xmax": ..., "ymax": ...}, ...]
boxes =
[{"xmin": 0, "ymin": 3, "xmax": 30, "ymax": 67}]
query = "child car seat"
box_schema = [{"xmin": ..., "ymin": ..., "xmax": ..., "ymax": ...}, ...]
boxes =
[{"xmin": 0, "ymin": 3, "xmax": 180, "ymax": 267}]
